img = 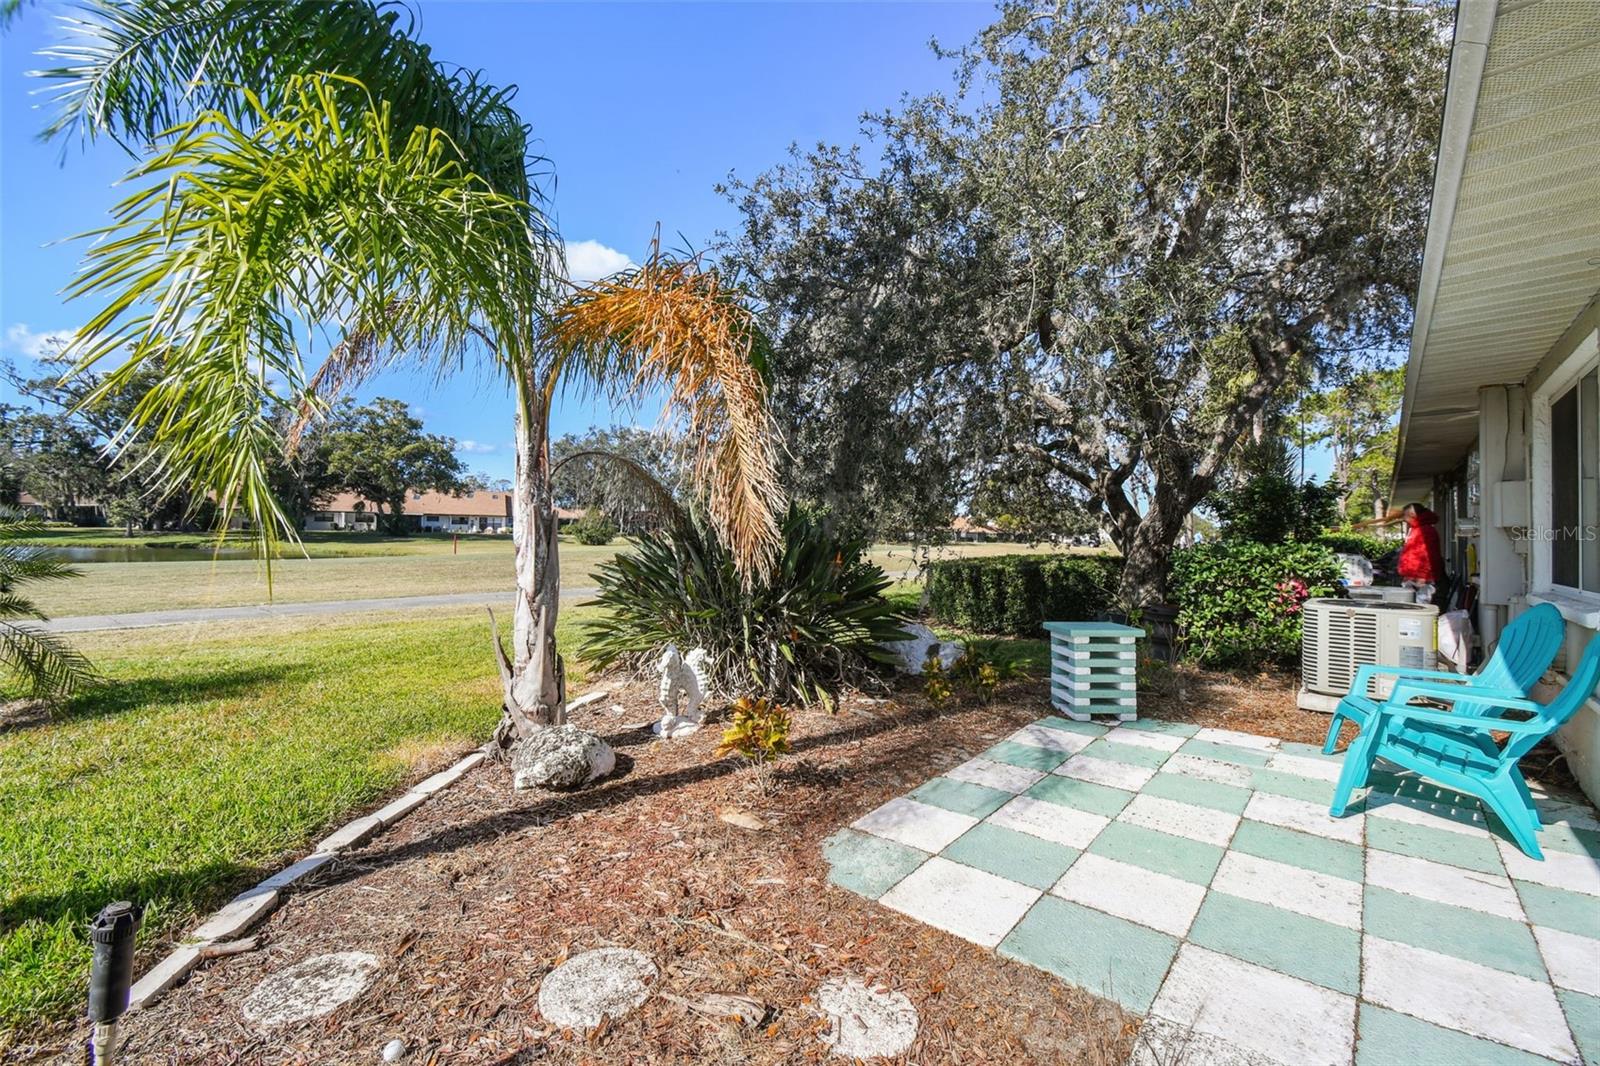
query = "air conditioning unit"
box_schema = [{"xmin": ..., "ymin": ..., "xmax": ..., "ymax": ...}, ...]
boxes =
[{"xmin": 1298, "ymin": 598, "xmax": 1439, "ymax": 713}]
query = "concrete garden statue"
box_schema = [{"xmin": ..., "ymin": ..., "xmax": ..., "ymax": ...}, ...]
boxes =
[{"xmin": 654, "ymin": 645, "xmax": 712, "ymax": 738}]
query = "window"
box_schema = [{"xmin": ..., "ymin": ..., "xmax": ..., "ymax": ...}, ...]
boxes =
[
  {"xmin": 1551, "ymin": 368, "xmax": 1599, "ymax": 593},
  {"xmin": 311, "ymin": 512, "xmax": 333, "ymax": 522}
]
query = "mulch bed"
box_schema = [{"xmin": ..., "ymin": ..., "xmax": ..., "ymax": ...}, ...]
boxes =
[{"xmin": 36, "ymin": 663, "xmax": 1582, "ymax": 1063}]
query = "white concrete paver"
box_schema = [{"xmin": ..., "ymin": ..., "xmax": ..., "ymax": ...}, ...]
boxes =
[
  {"xmin": 1362, "ymin": 793, "xmax": 1493, "ymax": 837},
  {"xmin": 1497, "ymin": 839, "xmax": 1600, "ymax": 897},
  {"xmin": 1362, "ymin": 935, "xmax": 1578, "ymax": 1063},
  {"xmin": 1264, "ymin": 752, "xmax": 1342, "ymax": 783},
  {"xmin": 1119, "ymin": 793, "xmax": 1240, "ymax": 847},
  {"xmin": 879, "ymin": 857, "xmax": 1039, "ymax": 947},
  {"xmin": 851, "ymin": 798, "xmax": 977, "ymax": 853},
  {"xmin": 1148, "ymin": 945, "xmax": 1356, "ymax": 1066},
  {"xmin": 1193, "ymin": 727, "xmax": 1281, "ymax": 753},
  {"xmin": 1211, "ymin": 851, "xmax": 1362, "ymax": 930},
  {"xmin": 989, "ymin": 794, "xmax": 1110, "ymax": 848},
  {"xmin": 1163, "ymin": 752, "xmax": 1255, "ymax": 788},
  {"xmin": 1052, "ymin": 853, "xmax": 1206, "ymax": 936},
  {"xmin": 1007, "ymin": 722, "xmax": 1096, "ymax": 754},
  {"xmin": 945, "ymin": 756, "xmax": 1044, "ymax": 794},
  {"xmin": 1531, "ymin": 925, "xmax": 1600, "ymax": 997},
  {"xmin": 1365, "ymin": 850, "xmax": 1525, "ymax": 922},
  {"xmin": 1103, "ymin": 726, "xmax": 1186, "ymax": 753},
  {"xmin": 1055, "ymin": 752, "xmax": 1157, "ymax": 792},
  {"xmin": 1244, "ymin": 791, "xmax": 1364, "ymax": 844}
]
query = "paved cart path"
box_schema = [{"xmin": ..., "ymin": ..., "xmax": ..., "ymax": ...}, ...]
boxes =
[{"xmin": 34, "ymin": 587, "xmax": 600, "ymax": 633}]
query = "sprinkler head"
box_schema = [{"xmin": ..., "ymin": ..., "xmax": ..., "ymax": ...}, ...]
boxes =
[{"xmin": 88, "ymin": 901, "xmax": 143, "ymax": 1024}]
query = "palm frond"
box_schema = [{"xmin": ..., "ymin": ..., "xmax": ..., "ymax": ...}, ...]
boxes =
[
  {"xmin": 0, "ymin": 615, "xmax": 99, "ymax": 697},
  {"xmin": 550, "ymin": 448, "xmax": 690, "ymax": 531},
  {"xmin": 550, "ymin": 247, "xmax": 784, "ymax": 583},
  {"xmin": 36, "ymin": 0, "xmax": 545, "ymax": 205},
  {"xmin": 61, "ymin": 75, "xmax": 549, "ymax": 554}
]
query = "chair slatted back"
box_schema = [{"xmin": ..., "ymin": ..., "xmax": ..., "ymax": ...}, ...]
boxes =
[
  {"xmin": 1505, "ymin": 634, "xmax": 1600, "ymax": 762},
  {"xmin": 1457, "ymin": 603, "xmax": 1564, "ymax": 717}
]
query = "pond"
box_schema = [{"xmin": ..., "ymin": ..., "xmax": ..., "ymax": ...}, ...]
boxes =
[{"xmin": 38, "ymin": 545, "xmax": 259, "ymax": 563}]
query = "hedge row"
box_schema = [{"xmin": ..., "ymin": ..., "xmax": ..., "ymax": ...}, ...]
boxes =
[
  {"xmin": 1315, "ymin": 530, "xmax": 1399, "ymax": 560},
  {"xmin": 926, "ymin": 554, "xmax": 1121, "ymax": 636},
  {"xmin": 1170, "ymin": 540, "xmax": 1343, "ymax": 668}
]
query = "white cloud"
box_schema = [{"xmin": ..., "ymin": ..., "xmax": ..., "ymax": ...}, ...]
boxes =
[
  {"xmin": 5, "ymin": 323, "xmax": 76, "ymax": 360},
  {"xmin": 457, "ymin": 439, "xmax": 497, "ymax": 454},
  {"xmin": 563, "ymin": 240, "xmax": 634, "ymax": 286}
]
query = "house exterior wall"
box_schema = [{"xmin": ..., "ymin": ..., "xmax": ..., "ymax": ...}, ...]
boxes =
[{"xmin": 1464, "ymin": 309, "xmax": 1600, "ymax": 804}]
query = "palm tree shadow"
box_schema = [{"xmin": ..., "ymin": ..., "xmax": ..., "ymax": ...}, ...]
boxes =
[{"xmin": 0, "ymin": 665, "xmax": 305, "ymax": 736}]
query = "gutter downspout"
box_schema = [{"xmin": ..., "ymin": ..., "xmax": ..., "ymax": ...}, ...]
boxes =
[{"xmin": 1391, "ymin": 0, "xmax": 1497, "ymax": 502}]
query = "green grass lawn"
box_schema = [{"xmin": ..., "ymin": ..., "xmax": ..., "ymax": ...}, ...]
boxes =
[
  {"xmin": 18, "ymin": 527, "xmax": 520, "ymax": 557},
  {"xmin": 0, "ymin": 606, "xmax": 598, "ymax": 1037},
  {"xmin": 31, "ymin": 541, "xmax": 627, "ymax": 618}
]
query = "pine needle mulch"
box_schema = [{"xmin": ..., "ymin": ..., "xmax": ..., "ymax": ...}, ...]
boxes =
[{"xmin": 70, "ymin": 668, "xmax": 1329, "ymax": 1063}]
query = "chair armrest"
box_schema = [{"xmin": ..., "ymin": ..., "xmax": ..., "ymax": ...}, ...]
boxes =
[
  {"xmin": 1387, "ymin": 679, "xmax": 1535, "ymax": 710},
  {"xmin": 1350, "ymin": 664, "xmax": 1467, "ymax": 695},
  {"xmin": 1374, "ymin": 703, "xmax": 1547, "ymax": 735}
]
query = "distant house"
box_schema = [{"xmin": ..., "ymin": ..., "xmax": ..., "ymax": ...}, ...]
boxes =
[
  {"xmin": 950, "ymin": 516, "xmax": 1002, "ymax": 542},
  {"xmin": 306, "ymin": 489, "xmax": 514, "ymax": 533}
]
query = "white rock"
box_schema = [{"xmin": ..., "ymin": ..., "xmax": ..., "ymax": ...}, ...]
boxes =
[
  {"xmin": 241, "ymin": 951, "xmax": 381, "ymax": 1027},
  {"xmin": 815, "ymin": 978, "xmax": 919, "ymax": 1059},
  {"xmin": 510, "ymin": 724, "xmax": 616, "ymax": 790},
  {"xmin": 381, "ymin": 1038, "xmax": 407, "ymax": 1062},
  {"xmin": 537, "ymin": 947, "xmax": 657, "ymax": 1030},
  {"xmin": 881, "ymin": 624, "xmax": 961, "ymax": 675},
  {"xmin": 566, "ymin": 690, "xmax": 610, "ymax": 714}
]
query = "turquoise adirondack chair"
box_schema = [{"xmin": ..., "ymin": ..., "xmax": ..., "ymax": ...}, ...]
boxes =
[
  {"xmin": 1321, "ymin": 602, "xmax": 1565, "ymax": 754},
  {"xmin": 1329, "ymin": 633, "xmax": 1600, "ymax": 859}
]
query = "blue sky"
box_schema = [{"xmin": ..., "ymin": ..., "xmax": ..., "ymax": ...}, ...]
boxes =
[{"xmin": 0, "ymin": 0, "xmax": 994, "ymax": 482}]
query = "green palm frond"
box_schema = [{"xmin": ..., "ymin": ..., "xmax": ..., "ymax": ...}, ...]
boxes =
[
  {"xmin": 61, "ymin": 75, "xmax": 549, "ymax": 551},
  {"xmin": 0, "ymin": 507, "xmax": 96, "ymax": 697},
  {"xmin": 36, "ymin": 0, "xmax": 542, "ymax": 204}
]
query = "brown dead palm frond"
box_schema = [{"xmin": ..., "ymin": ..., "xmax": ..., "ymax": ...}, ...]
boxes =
[{"xmin": 550, "ymin": 246, "xmax": 783, "ymax": 583}]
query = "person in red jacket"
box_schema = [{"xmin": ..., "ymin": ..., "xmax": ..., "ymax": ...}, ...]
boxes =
[{"xmin": 1398, "ymin": 503, "xmax": 1445, "ymax": 604}]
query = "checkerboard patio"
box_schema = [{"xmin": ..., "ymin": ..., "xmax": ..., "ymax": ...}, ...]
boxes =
[{"xmin": 824, "ymin": 717, "xmax": 1600, "ymax": 1065}]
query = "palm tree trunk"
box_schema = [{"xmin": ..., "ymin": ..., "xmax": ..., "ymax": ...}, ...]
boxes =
[{"xmin": 495, "ymin": 391, "xmax": 566, "ymax": 743}]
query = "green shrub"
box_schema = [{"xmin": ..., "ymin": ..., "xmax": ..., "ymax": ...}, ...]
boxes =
[
  {"xmin": 1170, "ymin": 541, "xmax": 1342, "ymax": 668},
  {"xmin": 568, "ymin": 510, "xmax": 619, "ymax": 546},
  {"xmin": 1315, "ymin": 530, "xmax": 1397, "ymax": 560},
  {"xmin": 925, "ymin": 554, "xmax": 1120, "ymax": 636},
  {"xmin": 716, "ymin": 696, "xmax": 792, "ymax": 763},
  {"xmin": 578, "ymin": 507, "xmax": 911, "ymax": 707}
]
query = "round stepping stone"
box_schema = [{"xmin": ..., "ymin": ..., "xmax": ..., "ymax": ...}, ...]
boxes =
[
  {"xmin": 241, "ymin": 951, "xmax": 380, "ymax": 1027},
  {"xmin": 537, "ymin": 947, "xmax": 657, "ymax": 1030},
  {"xmin": 816, "ymin": 977, "xmax": 919, "ymax": 1059}
]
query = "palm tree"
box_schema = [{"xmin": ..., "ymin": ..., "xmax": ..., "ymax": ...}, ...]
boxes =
[
  {"xmin": 39, "ymin": 2, "xmax": 782, "ymax": 744},
  {"xmin": 0, "ymin": 508, "xmax": 96, "ymax": 697}
]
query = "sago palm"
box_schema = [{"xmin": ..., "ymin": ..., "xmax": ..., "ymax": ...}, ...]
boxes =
[{"xmin": 42, "ymin": 2, "xmax": 782, "ymax": 742}]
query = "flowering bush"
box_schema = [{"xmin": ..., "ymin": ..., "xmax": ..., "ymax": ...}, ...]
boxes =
[{"xmin": 1170, "ymin": 541, "xmax": 1342, "ymax": 668}]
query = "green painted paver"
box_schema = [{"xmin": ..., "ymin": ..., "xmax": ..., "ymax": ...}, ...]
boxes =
[
  {"xmin": 1230, "ymin": 820, "xmax": 1364, "ymax": 882},
  {"xmin": 1178, "ymin": 738, "xmax": 1271, "ymax": 767},
  {"xmin": 1189, "ymin": 892, "xmax": 1359, "ymax": 994},
  {"xmin": 1118, "ymin": 718, "xmax": 1198, "ymax": 737},
  {"xmin": 1356, "ymin": 1004, "xmax": 1561, "ymax": 1066},
  {"xmin": 1250, "ymin": 767, "xmax": 1334, "ymax": 804},
  {"xmin": 1034, "ymin": 716, "xmax": 1107, "ymax": 736},
  {"xmin": 1026, "ymin": 774, "xmax": 1133, "ymax": 818},
  {"xmin": 1366, "ymin": 815, "xmax": 1506, "ymax": 875},
  {"xmin": 999, "ymin": 896, "xmax": 1178, "ymax": 1014},
  {"xmin": 1087, "ymin": 821, "xmax": 1225, "ymax": 885},
  {"xmin": 1538, "ymin": 820, "xmax": 1600, "ymax": 859},
  {"xmin": 1364, "ymin": 886, "xmax": 1547, "ymax": 981},
  {"xmin": 822, "ymin": 830, "xmax": 927, "ymax": 899},
  {"xmin": 1082, "ymin": 737, "xmax": 1171, "ymax": 769},
  {"xmin": 1558, "ymin": 989, "xmax": 1600, "ymax": 1066},
  {"xmin": 1516, "ymin": 881, "xmax": 1600, "ymax": 940},
  {"xmin": 984, "ymin": 740, "xmax": 1070, "ymax": 772},
  {"xmin": 944, "ymin": 822, "xmax": 1079, "ymax": 890},
  {"xmin": 1143, "ymin": 771, "xmax": 1251, "ymax": 814},
  {"xmin": 910, "ymin": 776, "xmax": 1012, "ymax": 819}
]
